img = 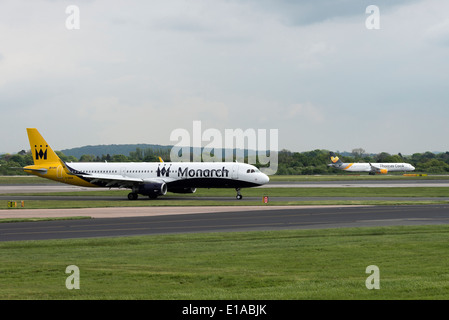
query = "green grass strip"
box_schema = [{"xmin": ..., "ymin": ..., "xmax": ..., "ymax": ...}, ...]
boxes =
[
  {"xmin": 2, "ymin": 186, "xmax": 449, "ymax": 210},
  {"xmin": 5, "ymin": 186, "xmax": 449, "ymax": 198},
  {"xmin": 1, "ymin": 225, "xmax": 448, "ymax": 299},
  {"xmin": 0, "ymin": 216, "xmax": 91, "ymax": 223}
]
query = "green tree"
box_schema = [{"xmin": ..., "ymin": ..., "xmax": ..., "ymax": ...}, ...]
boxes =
[
  {"xmin": 112, "ymin": 154, "xmax": 129, "ymax": 162},
  {"xmin": 79, "ymin": 154, "xmax": 95, "ymax": 162}
]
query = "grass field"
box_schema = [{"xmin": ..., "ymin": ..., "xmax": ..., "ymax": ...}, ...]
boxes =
[
  {"xmin": 2, "ymin": 186, "xmax": 449, "ymax": 210},
  {"xmin": 3, "ymin": 198, "xmax": 449, "ymax": 211},
  {"xmin": 8, "ymin": 186, "xmax": 449, "ymax": 198},
  {"xmin": 1, "ymin": 225, "xmax": 448, "ymax": 299}
]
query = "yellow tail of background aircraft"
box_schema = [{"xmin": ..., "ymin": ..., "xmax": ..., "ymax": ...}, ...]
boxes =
[{"xmin": 23, "ymin": 128, "xmax": 269, "ymax": 200}]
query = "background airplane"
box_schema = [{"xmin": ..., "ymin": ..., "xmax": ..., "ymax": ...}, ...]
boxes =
[
  {"xmin": 23, "ymin": 128, "xmax": 269, "ymax": 200},
  {"xmin": 328, "ymin": 152, "xmax": 415, "ymax": 175}
]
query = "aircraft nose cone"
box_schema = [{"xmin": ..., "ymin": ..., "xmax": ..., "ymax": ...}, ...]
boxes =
[{"xmin": 261, "ymin": 173, "xmax": 270, "ymax": 184}]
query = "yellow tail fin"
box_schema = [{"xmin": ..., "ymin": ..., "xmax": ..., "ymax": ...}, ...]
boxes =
[{"xmin": 26, "ymin": 128, "xmax": 61, "ymax": 165}]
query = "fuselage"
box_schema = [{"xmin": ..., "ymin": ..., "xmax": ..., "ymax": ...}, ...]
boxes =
[
  {"xmin": 26, "ymin": 161, "xmax": 269, "ymax": 190},
  {"xmin": 337, "ymin": 162, "xmax": 415, "ymax": 173},
  {"xmin": 65, "ymin": 161, "xmax": 269, "ymax": 189}
]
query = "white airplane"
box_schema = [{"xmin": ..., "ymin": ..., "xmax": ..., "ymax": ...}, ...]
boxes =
[
  {"xmin": 328, "ymin": 152, "xmax": 415, "ymax": 175},
  {"xmin": 23, "ymin": 128, "xmax": 269, "ymax": 200}
]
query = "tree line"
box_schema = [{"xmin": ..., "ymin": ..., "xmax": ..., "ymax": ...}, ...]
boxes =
[
  {"xmin": 276, "ymin": 149, "xmax": 449, "ymax": 175},
  {"xmin": 2, "ymin": 147, "xmax": 449, "ymax": 175}
]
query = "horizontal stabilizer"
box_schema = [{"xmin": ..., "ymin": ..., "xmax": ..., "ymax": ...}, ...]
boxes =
[
  {"xmin": 25, "ymin": 168, "xmax": 48, "ymax": 173},
  {"xmin": 10, "ymin": 166, "xmax": 48, "ymax": 173}
]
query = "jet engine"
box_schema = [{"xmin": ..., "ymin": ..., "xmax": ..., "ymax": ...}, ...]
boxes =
[{"xmin": 138, "ymin": 182, "xmax": 167, "ymax": 197}]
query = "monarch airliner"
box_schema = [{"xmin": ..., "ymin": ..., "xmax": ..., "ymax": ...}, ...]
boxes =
[
  {"xmin": 23, "ymin": 128, "xmax": 269, "ymax": 200},
  {"xmin": 328, "ymin": 152, "xmax": 415, "ymax": 175}
]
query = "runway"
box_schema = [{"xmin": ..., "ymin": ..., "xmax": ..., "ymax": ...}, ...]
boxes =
[
  {"xmin": 1, "ymin": 204, "xmax": 449, "ymax": 241},
  {"xmin": 2, "ymin": 179, "xmax": 449, "ymax": 242},
  {"xmin": 264, "ymin": 179, "xmax": 449, "ymax": 188}
]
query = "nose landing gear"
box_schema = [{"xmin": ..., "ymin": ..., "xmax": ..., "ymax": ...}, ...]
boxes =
[{"xmin": 236, "ymin": 188, "xmax": 243, "ymax": 200}]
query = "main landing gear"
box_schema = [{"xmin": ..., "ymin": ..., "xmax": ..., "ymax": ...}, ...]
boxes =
[
  {"xmin": 128, "ymin": 192, "xmax": 138, "ymax": 200},
  {"xmin": 236, "ymin": 188, "xmax": 243, "ymax": 200},
  {"xmin": 129, "ymin": 190, "xmax": 244, "ymax": 200},
  {"xmin": 128, "ymin": 192, "xmax": 159, "ymax": 200}
]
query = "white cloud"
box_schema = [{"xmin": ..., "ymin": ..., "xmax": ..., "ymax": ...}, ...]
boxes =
[
  {"xmin": 425, "ymin": 19, "xmax": 449, "ymax": 46},
  {"xmin": 288, "ymin": 103, "xmax": 325, "ymax": 123}
]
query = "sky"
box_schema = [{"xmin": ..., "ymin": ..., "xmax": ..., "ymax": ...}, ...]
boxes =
[{"xmin": 1, "ymin": 0, "xmax": 449, "ymax": 155}]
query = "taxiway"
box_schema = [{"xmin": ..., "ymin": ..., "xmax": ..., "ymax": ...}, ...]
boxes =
[{"xmin": 1, "ymin": 204, "xmax": 449, "ymax": 241}]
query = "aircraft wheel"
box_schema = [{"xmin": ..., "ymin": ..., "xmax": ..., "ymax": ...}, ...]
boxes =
[
  {"xmin": 235, "ymin": 188, "xmax": 243, "ymax": 200},
  {"xmin": 128, "ymin": 192, "xmax": 138, "ymax": 200}
]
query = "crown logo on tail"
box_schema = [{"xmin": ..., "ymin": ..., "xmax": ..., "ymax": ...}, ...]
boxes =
[{"xmin": 35, "ymin": 145, "xmax": 48, "ymax": 160}]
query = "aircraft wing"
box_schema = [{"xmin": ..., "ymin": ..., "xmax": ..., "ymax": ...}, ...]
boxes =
[
  {"xmin": 369, "ymin": 163, "xmax": 387, "ymax": 174},
  {"xmin": 73, "ymin": 172, "xmax": 169, "ymax": 188},
  {"xmin": 61, "ymin": 161, "xmax": 166, "ymax": 188},
  {"xmin": 77, "ymin": 173, "xmax": 143, "ymax": 188}
]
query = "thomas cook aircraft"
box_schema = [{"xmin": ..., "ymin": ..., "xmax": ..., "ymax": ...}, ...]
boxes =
[
  {"xmin": 23, "ymin": 128, "xmax": 269, "ymax": 200},
  {"xmin": 328, "ymin": 152, "xmax": 415, "ymax": 175}
]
